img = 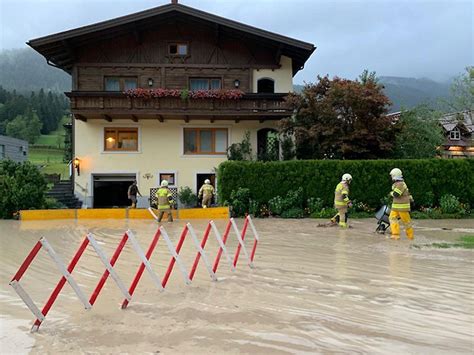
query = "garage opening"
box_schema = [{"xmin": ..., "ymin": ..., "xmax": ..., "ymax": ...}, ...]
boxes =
[{"xmin": 93, "ymin": 174, "xmax": 136, "ymax": 208}]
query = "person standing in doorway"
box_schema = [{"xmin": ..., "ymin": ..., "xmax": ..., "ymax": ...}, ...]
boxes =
[
  {"xmin": 198, "ymin": 179, "xmax": 215, "ymax": 208},
  {"xmin": 127, "ymin": 180, "xmax": 142, "ymax": 208}
]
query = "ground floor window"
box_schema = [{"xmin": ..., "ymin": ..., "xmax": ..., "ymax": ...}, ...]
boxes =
[
  {"xmin": 184, "ymin": 128, "xmax": 228, "ymax": 155},
  {"xmin": 159, "ymin": 172, "xmax": 176, "ymax": 186}
]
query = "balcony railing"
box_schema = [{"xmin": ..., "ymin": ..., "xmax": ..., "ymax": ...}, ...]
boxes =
[{"xmin": 65, "ymin": 92, "xmax": 291, "ymax": 119}]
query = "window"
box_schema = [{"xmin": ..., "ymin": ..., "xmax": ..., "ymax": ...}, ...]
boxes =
[
  {"xmin": 189, "ymin": 78, "xmax": 222, "ymax": 91},
  {"xmin": 104, "ymin": 77, "xmax": 138, "ymax": 91},
  {"xmin": 0, "ymin": 144, "xmax": 5, "ymax": 158},
  {"xmin": 257, "ymin": 78, "xmax": 275, "ymax": 93},
  {"xmin": 169, "ymin": 43, "xmax": 188, "ymax": 56},
  {"xmin": 184, "ymin": 128, "xmax": 228, "ymax": 155},
  {"xmin": 450, "ymin": 128, "xmax": 461, "ymax": 140},
  {"xmin": 104, "ymin": 128, "xmax": 138, "ymax": 151},
  {"xmin": 159, "ymin": 173, "xmax": 176, "ymax": 186}
]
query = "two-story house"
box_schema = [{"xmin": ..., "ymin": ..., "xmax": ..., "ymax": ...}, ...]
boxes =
[
  {"xmin": 28, "ymin": 0, "xmax": 315, "ymax": 208},
  {"xmin": 439, "ymin": 110, "xmax": 473, "ymax": 158}
]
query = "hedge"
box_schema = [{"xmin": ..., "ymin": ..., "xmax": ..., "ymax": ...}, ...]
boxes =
[{"xmin": 217, "ymin": 159, "xmax": 474, "ymax": 209}]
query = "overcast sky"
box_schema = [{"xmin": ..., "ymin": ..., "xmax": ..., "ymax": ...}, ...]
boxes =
[{"xmin": 0, "ymin": 0, "xmax": 472, "ymax": 83}]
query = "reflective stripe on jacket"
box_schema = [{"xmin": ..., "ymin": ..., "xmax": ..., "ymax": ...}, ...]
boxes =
[
  {"xmin": 390, "ymin": 181, "xmax": 411, "ymax": 212},
  {"xmin": 334, "ymin": 182, "xmax": 350, "ymax": 208},
  {"xmin": 199, "ymin": 184, "xmax": 215, "ymax": 198},
  {"xmin": 156, "ymin": 187, "xmax": 172, "ymax": 210}
]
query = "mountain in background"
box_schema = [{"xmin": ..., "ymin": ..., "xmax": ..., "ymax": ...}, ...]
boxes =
[
  {"xmin": 378, "ymin": 76, "xmax": 451, "ymax": 112},
  {"xmin": 0, "ymin": 48, "xmax": 71, "ymax": 93},
  {"xmin": 294, "ymin": 76, "xmax": 452, "ymax": 113},
  {"xmin": 1, "ymin": 48, "xmax": 453, "ymax": 112}
]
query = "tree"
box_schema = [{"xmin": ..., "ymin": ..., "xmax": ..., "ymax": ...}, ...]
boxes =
[
  {"xmin": 0, "ymin": 160, "xmax": 47, "ymax": 219},
  {"xmin": 393, "ymin": 105, "xmax": 444, "ymax": 159},
  {"xmin": 448, "ymin": 66, "xmax": 473, "ymax": 112},
  {"xmin": 5, "ymin": 109, "xmax": 42, "ymax": 143},
  {"xmin": 280, "ymin": 73, "xmax": 394, "ymax": 159}
]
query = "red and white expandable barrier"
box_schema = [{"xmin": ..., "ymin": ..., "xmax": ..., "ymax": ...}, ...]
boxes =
[{"xmin": 10, "ymin": 216, "xmax": 259, "ymax": 331}]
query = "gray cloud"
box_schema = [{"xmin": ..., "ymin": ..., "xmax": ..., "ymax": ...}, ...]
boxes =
[{"xmin": 1, "ymin": 0, "xmax": 472, "ymax": 83}]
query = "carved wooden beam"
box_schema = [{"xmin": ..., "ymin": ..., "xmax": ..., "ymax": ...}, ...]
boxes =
[
  {"xmin": 103, "ymin": 114, "xmax": 112, "ymax": 122},
  {"xmin": 75, "ymin": 114, "xmax": 87, "ymax": 122},
  {"xmin": 157, "ymin": 114, "xmax": 164, "ymax": 122},
  {"xmin": 184, "ymin": 115, "xmax": 190, "ymax": 123},
  {"xmin": 131, "ymin": 115, "xmax": 138, "ymax": 122}
]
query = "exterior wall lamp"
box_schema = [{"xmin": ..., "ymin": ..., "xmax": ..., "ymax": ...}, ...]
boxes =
[
  {"xmin": 234, "ymin": 79, "xmax": 240, "ymax": 88},
  {"xmin": 73, "ymin": 158, "xmax": 81, "ymax": 176},
  {"xmin": 148, "ymin": 78, "xmax": 154, "ymax": 87}
]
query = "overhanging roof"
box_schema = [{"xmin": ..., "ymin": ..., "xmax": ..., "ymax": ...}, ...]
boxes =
[{"xmin": 28, "ymin": 3, "xmax": 316, "ymax": 75}]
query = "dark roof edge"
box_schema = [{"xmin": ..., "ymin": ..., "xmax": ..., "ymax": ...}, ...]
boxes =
[{"xmin": 28, "ymin": 3, "xmax": 315, "ymax": 51}]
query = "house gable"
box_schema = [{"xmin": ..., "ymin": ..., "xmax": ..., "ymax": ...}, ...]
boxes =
[{"xmin": 28, "ymin": 3, "xmax": 315, "ymax": 75}]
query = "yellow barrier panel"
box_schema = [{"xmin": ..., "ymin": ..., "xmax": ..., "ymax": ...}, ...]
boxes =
[
  {"xmin": 20, "ymin": 207, "xmax": 229, "ymax": 221},
  {"xmin": 179, "ymin": 207, "xmax": 229, "ymax": 220},
  {"xmin": 20, "ymin": 209, "xmax": 76, "ymax": 221},
  {"xmin": 77, "ymin": 209, "xmax": 126, "ymax": 219},
  {"xmin": 129, "ymin": 208, "xmax": 178, "ymax": 220}
]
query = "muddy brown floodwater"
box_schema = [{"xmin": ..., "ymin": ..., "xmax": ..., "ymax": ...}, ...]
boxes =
[{"xmin": 0, "ymin": 218, "xmax": 473, "ymax": 354}]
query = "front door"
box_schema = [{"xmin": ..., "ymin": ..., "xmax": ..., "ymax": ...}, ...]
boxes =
[{"xmin": 196, "ymin": 173, "xmax": 216, "ymax": 206}]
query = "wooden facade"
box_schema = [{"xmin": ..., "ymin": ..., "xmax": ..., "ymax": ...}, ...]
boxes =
[{"xmin": 28, "ymin": 2, "xmax": 315, "ymax": 122}]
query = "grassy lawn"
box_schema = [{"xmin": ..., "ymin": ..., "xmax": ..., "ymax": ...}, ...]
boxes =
[
  {"xmin": 34, "ymin": 116, "xmax": 69, "ymax": 148},
  {"xmin": 29, "ymin": 116, "xmax": 71, "ymax": 178},
  {"xmin": 29, "ymin": 147, "xmax": 68, "ymax": 179},
  {"xmin": 412, "ymin": 235, "xmax": 474, "ymax": 249}
]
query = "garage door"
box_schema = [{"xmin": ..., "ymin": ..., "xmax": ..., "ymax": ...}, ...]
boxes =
[{"xmin": 93, "ymin": 174, "xmax": 136, "ymax": 208}]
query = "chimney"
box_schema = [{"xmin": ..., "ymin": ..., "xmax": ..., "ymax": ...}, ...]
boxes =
[{"xmin": 171, "ymin": 0, "xmax": 178, "ymax": 4}]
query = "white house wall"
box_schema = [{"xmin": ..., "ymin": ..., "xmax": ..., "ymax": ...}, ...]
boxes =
[
  {"xmin": 252, "ymin": 56, "xmax": 293, "ymax": 93},
  {"xmin": 74, "ymin": 119, "xmax": 276, "ymax": 207}
]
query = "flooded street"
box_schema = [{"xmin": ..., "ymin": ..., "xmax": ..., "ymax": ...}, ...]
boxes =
[{"xmin": 0, "ymin": 218, "xmax": 473, "ymax": 354}]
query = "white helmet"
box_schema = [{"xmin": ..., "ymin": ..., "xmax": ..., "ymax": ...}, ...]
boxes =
[
  {"xmin": 160, "ymin": 180, "xmax": 168, "ymax": 187},
  {"xmin": 390, "ymin": 168, "xmax": 403, "ymax": 180},
  {"xmin": 342, "ymin": 173, "xmax": 352, "ymax": 182},
  {"xmin": 204, "ymin": 179, "xmax": 211, "ymax": 184}
]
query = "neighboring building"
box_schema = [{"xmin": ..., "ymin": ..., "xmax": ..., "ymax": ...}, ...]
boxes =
[
  {"xmin": 387, "ymin": 110, "xmax": 474, "ymax": 158},
  {"xmin": 0, "ymin": 135, "xmax": 28, "ymax": 162},
  {"xmin": 439, "ymin": 110, "xmax": 474, "ymax": 158},
  {"xmin": 28, "ymin": 1, "xmax": 315, "ymax": 208}
]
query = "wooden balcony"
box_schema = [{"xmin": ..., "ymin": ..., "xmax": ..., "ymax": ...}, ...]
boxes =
[{"xmin": 65, "ymin": 91, "xmax": 292, "ymax": 122}]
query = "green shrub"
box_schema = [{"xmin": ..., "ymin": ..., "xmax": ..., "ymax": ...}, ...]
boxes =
[
  {"xmin": 310, "ymin": 208, "xmax": 337, "ymax": 219},
  {"xmin": 43, "ymin": 197, "xmax": 66, "ymax": 209},
  {"xmin": 439, "ymin": 194, "xmax": 464, "ymax": 214},
  {"xmin": 228, "ymin": 187, "xmax": 251, "ymax": 217},
  {"xmin": 268, "ymin": 196, "xmax": 284, "ymax": 215},
  {"xmin": 249, "ymin": 199, "xmax": 260, "ymax": 217},
  {"xmin": 281, "ymin": 207, "xmax": 304, "ymax": 218},
  {"xmin": 307, "ymin": 197, "xmax": 324, "ymax": 214},
  {"xmin": 227, "ymin": 131, "xmax": 252, "ymax": 161},
  {"xmin": 0, "ymin": 160, "xmax": 47, "ymax": 219},
  {"xmin": 178, "ymin": 186, "xmax": 198, "ymax": 207},
  {"xmin": 217, "ymin": 159, "xmax": 474, "ymax": 210}
]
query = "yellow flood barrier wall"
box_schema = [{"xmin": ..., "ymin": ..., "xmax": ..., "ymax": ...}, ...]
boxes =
[{"xmin": 20, "ymin": 207, "xmax": 229, "ymax": 221}]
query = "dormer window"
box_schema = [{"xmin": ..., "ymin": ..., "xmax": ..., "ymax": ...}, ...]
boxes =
[
  {"xmin": 169, "ymin": 43, "xmax": 188, "ymax": 56},
  {"xmin": 450, "ymin": 128, "xmax": 461, "ymax": 140}
]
